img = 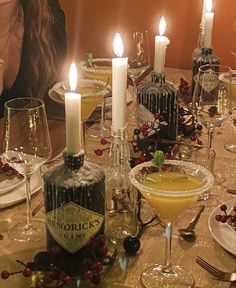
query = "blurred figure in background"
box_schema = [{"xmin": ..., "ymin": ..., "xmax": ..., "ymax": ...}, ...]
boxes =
[{"xmin": 0, "ymin": 0, "xmax": 67, "ymax": 117}]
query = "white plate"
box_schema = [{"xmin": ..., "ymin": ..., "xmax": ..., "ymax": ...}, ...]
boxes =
[
  {"xmin": 0, "ymin": 170, "xmax": 42, "ymax": 209},
  {"xmin": 49, "ymin": 83, "xmax": 133, "ymax": 108},
  {"xmin": 208, "ymin": 198, "xmax": 236, "ymax": 256},
  {"xmin": 0, "ymin": 175, "xmax": 25, "ymax": 195}
]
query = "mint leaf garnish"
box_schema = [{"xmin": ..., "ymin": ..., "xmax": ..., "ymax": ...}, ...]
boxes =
[
  {"xmin": 85, "ymin": 52, "xmax": 93, "ymax": 67},
  {"xmin": 151, "ymin": 150, "xmax": 164, "ymax": 170}
]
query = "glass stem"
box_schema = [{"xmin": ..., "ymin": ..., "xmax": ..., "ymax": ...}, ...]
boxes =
[
  {"xmin": 207, "ymin": 126, "xmax": 214, "ymax": 159},
  {"xmin": 25, "ymin": 174, "xmax": 32, "ymax": 229},
  {"xmin": 131, "ymin": 78, "xmax": 138, "ymax": 124},
  {"xmin": 164, "ymin": 222, "xmax": 172, "ymax": 272}
]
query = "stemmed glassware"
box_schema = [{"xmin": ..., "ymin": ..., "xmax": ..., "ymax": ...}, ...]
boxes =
[
  {"xmin": 231, "ymin": 20, "xmax": 236, "ymax": 58},
  {"xmin": 129, "ymin": 159, "xmax": 214, "ymax": 287},
  {"xmin": 2, "ymin": 98, "xmax": 52, "ymax": 242},
  {"xmin": 124, "ymin": 29, "xmax": 150, "ymax": 123},
  {"xmin": 192, "ymin": 64, "xmax": 232, "ymax": 153}
]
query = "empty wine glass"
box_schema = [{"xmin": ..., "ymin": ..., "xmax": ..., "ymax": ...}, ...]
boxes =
[
  {"xmin": 192, "ymin": 64, "xmax": 232, "ymax": 153},
  {"xmin": 2, "ymin": 98, "xmax": 52, "ymax": 242},
  {"xmin": 231, "ymin": 20, "xmax": 236, "ymax": 58},
  {"xmin": 124, "ymin": 29, "xmax": 150, "ymax": 123},
  {"xmin": 224, "ymin": 69, "xmax": 236, "ymax": 152}
]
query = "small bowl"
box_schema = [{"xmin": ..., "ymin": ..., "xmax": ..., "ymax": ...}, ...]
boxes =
[{"xmin": 79, "ymin": 58, "xmax": 112, "ymax": 86}]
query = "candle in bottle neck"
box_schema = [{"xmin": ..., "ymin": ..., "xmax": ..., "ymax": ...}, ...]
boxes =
[
  {"xmin": 154, "ymin": 16, "xmax": 170, "ymax": 74},
  {"xmin": 201, "ymin": 0, "xmax": 208, "ymax": 28},
  {"xmin": 204, "ymin": 0, "xmax": 214, "ymax": 48},
  {"xmin": 65, "ymin": 62, "xmax": 82, "ymax": 154},
  {"xmin": 112, "ymin": 33, "xmax": 128, "ymax": 131}
]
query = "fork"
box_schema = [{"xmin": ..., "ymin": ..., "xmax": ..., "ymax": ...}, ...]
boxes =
[{"xmin": 196, "ymin": 256, "xmax": 236, "ymax": 282}]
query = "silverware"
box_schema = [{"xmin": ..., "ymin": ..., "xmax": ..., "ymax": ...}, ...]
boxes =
[
  {"xmin": 196, "ymin": 256, "xmax": 236, "ymax": 282},
  {"xmin": 219, "ymin": 183, "xmax": 236, "ymax": 194},
  {"xmin": 178, "ymin": 205, "xmax": 205, "ymax": 242}
]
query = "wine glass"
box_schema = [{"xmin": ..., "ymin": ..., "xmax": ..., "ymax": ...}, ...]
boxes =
[
  {"xmin": 192, "ymin": 64, "xmax": 232, "ymax": 153},
  {"xmin": 2, "ymin": 98, "xmax": 52, "ymax": 242},
  {"xmin": 129, "ymin": 159, "xmax": 214, "ymax": 288},
  {"xmin": 124, "ymin": 29, "xmax": 150, "ymax": 123},
  {"xmin": 231, "ymin": 20, "xmax": 236, "ymax": 58}
]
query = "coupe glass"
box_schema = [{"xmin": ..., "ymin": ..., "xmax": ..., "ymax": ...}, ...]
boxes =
[
  {"xmin": 124, "ymin": 29, "xmax": 150, "ymax": 123},
  {"xmin": 129, "ymin": 159, "xmax": 214, "ymax": 288},
  {"xmin": 192, "ymin": 64, "xmax": 232, "ymax": 153},
  {"xmin": 2, "ymin": 98, "xmax": 52, "ymax": 242}
]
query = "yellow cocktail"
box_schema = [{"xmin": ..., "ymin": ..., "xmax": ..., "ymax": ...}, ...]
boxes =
[
  {"xmin": 79, "ymin": 58, "xmax": 112, "ymax": 86},
  {"xmin": 139, "ymin": 171, "xmax": 202, "ymax": 222},
  {"xmin": 129, "ymin": 159, "xmax": 214, "ymax": 288}
]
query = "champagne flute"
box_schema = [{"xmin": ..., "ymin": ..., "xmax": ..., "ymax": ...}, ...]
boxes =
[
  {"xmin": 192, "ymin": 64, "xmax": 232, "ymax": 153},
  {"xmin": 2, "ymin": 98, "xmax": 52, "ymax": 242},
  {"xmin": 124, "ymin": 29, "xmax": 150, "ymax": 123},
  {"xmin": 129, "ymin": 159, "xmax": 214, "ymax": 287}
]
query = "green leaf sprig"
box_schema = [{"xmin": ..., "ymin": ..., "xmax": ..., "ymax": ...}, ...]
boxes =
[
  {"xmin": 84, "ymin": 52, "xmax": 94, "ymax": 67},
  {"xmin": 151, "ymin": 150, "xmax": 164, "ymax": 171}
]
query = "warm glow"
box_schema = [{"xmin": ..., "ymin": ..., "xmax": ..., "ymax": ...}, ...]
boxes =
[
  {"xmin": 159, "ymin": 16, "xmax": 166, "ymax": 36},
  {"xmin": 206, "ymin": 0, "xmax": 212, "ymax": 12},
  {"xmin": 69, "ymin": 62, "xmax": 78, "ymax": 92},
  {"xmin": 113, "ymin": 33, "xmax": 124, "ymax": 57}
]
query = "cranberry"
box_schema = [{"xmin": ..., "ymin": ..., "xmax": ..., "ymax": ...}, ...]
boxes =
[
  {"xmin": 100, "ymin": 138, "xmax": 108, "ymax": 145},
  {"xmin": 220, "ymin": 204, "xmax": 227, "ymax": 212},
  {"xmin": 22, "ymin": 268, "xmax": 32, "ymax": 277},
  {"xmin": 94, "ymin": 149, "xmax": 103, "ymax": 156},
  {"xmin": 1, "ymin": 270, "xmax": 10, "ymax": 279}
]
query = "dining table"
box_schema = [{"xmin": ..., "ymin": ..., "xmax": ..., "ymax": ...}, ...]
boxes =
[{"xmin": 0, "ymin": 67, "xmax": 235, "ymax": 288}]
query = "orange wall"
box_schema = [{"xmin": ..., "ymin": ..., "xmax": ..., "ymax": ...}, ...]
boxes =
[{"xmin": 60, "ymin": 0, "xmax": 236, "ymax": 70}]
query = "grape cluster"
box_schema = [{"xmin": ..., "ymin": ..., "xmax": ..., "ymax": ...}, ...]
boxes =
[
  {"xmin": 215, "ymin": 204, "xmax": 236, "ymax": 230},
  {"xmin": 0, "ymin": 157, "xmax": 23, "ymax": 179},
  {"xmin": 179, "ymin": 78, "xmax": 191, "ymax": 104},
  {"xmin": 0, "ymin": 234, "xmax": 113, "ymax": 287}
]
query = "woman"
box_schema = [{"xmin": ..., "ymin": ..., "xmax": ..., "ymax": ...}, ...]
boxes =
[{"xmin": 0, "ymin": 0, "xmax": 67, "ymax": 117}]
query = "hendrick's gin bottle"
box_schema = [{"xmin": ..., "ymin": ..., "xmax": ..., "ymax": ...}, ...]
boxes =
[{"xmin": 43, "ymin": 150, "xmax": 105, "ymax": 268}]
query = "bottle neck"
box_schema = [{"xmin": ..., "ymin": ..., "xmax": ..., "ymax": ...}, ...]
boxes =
[
  {"xmin": 201, "ymin": 47, "xmax": 213, "ymax": 56},
  {"xmin": 151, "ymin": 71, "xmax": 166, "ymax": 85},
  {"xmin": 63, "ymin": 149, "xmax": 84, "ymax": 170}
]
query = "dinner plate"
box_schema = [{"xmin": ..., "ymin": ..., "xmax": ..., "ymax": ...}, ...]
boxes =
[
  {"xmin": 0, "ymin": 175, "xmax": 25, "ymax": 196},
  {"xmin": 49, "ymin": 83, "xmax": 133, "ymax": 108},
  {"xmin": 208, "ymin": 198, "xmax": 236, "ymax": 256},
  {"xmin": 0, "ymin": 170, "xmax": 42, "ymax": 209}
]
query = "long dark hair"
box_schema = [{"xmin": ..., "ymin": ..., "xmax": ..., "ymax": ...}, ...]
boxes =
[{"xmin": 20, "ymin": 0, "xmax": 66, "ymax": 99}]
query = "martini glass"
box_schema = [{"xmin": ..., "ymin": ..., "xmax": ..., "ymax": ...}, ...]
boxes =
[{"xmin": 129, "ymin": 159, "xmax": 214, "ymax": 288}]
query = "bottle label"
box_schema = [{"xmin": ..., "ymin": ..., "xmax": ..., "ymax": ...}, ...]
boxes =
[
  {"xmin": 46, "ymin": 202, "xmax": 104, "ymax": 254},
  {"xmin": 199, "ymin": 68, "xmax": 219, "ymax": 93}
]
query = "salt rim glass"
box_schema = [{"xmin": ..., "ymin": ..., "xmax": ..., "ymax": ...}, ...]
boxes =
[
  {"xmin": 79, "ymin": 58, "xmax": 112, "ymax": 76},
  {"xmin": 129, "ymin": 159, "xmax": 214, "ymax": 288}
]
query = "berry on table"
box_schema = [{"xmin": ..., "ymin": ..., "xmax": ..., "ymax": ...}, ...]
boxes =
[
  {"xmin": 1, "ymin": 270, "xmax": 10, "ymax": 279},
  {"xmin": 22, "ymin": 267, "xmax": 32, "ymax": 277},
  {"xmin": 220, "ymin": 204, "xmax": 227, "ymax": 212},
  {"xmin": 123, "ymin": 235, "xmax": 141, "ymax": 255}
]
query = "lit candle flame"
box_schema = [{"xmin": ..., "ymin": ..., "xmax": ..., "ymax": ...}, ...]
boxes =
[
  {"xmin": 113, "ymin": 33, "xmax": 124, "ymax": 58},
  {"xmin": 206, "ymin": 0, "xmax": 212, "ymax": 12},
  {"xmin": 69, "ymin": 62, "xmax": 78, "ymax": 92},
  {"xmin": 159, "ymin": 16, "xmax": 166, "ymax": 36}
]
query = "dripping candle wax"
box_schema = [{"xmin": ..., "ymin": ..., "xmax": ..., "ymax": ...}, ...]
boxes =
[
  {"xmin": 112, "ymin": 33, "xmax": 128, "ymax": 131},
  {"xmin": 65, "ymin": 62, "xmax": 82, "ymax": 154},
  {"xmin": 154, "ymin": 17, "xmax": 170, "ymax": 74}
]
